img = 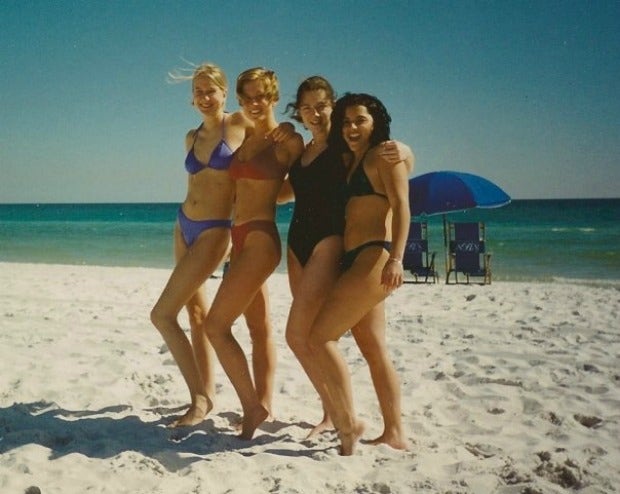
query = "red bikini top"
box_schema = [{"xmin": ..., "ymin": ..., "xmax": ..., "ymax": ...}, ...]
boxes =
[{"xmin": 229, "ymin": 144, "xmax": 286, "ymax": 181}]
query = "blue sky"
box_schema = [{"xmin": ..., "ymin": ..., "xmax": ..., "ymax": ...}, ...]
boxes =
[{"xmin": 1, "ymin": 0, "xmax": 618, "ymax": 203}]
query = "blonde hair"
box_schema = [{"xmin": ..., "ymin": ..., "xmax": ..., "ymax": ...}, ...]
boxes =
[
  {"xmin": 236, "ymin": 67, "xmax": 279, "ymax": 102},
  {"xmin": 168, "ymin": 61, "xmax": 228, "ymax": 92}
]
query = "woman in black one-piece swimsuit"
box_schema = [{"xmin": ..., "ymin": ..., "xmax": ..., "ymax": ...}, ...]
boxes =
[
  {"xmin": 283, "ymin": 79, "xmax": 413, "ymax": 444},
  {"xmin": 282, "ymin": 76, "xmax": 344, "ymax": 437}
]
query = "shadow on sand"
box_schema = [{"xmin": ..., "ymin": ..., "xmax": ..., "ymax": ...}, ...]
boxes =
[{"xmin": 0, "ymin": 401, "xmax": 330, "ymax": 471}]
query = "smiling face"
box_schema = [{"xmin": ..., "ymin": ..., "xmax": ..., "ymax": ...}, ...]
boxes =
[
  {"xmin": 235, "ymin": 68, "xmax": 279, "ymax": 124},
  {"xmin": 238, "ymin": 79, "xmax": 276, "ymax": 122},
  {"xmin": 298, "ymin": 89, "xmax": 333, "ymax": 136},
  {"xmin": 192, "ymin": 75, "xmax": 226, "ymax": 116},
  {"xmin": 342, "ymin": 104, "xmax": 374, "ymax": 153}
]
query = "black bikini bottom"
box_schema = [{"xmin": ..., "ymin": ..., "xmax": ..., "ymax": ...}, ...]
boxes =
[{"xmin": 341, "ymin": 240, "xmax": 391, "ymax": 271}]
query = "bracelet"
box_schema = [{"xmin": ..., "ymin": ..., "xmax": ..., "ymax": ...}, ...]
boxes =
[{"xmin": 387, "ymin": 257, "xmax": 402, "ymax": 265}]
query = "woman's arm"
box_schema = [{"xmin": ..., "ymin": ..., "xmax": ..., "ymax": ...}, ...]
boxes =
[
  {"xmin": 269, "ymin": 122, "xmax": 297, "ymax": 143},
  {"xmin": 278, "ymin": 132, "xmax": 305, "ymax": 168},
  {"xmin": 185, "ymin": 128, "xmax": 196, "ymax": 153},
  {"xmin": 376, "ymin": 149, "xmax": 411, "ymax": 288},
  {"xmin": 378, "ymin": 140, "xmax": 415, "ymax": 175}
]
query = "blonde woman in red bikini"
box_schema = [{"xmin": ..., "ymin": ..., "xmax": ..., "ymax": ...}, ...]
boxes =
[{"xmin": 204, "ymin": 67, "xmax": 304, "ymax": 440}]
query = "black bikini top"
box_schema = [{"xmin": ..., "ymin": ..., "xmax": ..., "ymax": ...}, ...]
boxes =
[{"xmin": 346, "ymin": 153, "xmax": 387, "ymax": 200}]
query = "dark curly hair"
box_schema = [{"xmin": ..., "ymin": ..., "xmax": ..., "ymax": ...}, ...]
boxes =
[
  {"xmin": 327, "ymin": 93, "xmax": 392, "ymax": 154},
  {"xmin": 285, "ymin": 75, "xmax": 336, "ymax": 123}
]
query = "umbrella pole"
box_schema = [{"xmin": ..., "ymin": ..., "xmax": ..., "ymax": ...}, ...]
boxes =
[{"xmin": 443, "ymin": 214, "xmax": 449, "ymax": 283}]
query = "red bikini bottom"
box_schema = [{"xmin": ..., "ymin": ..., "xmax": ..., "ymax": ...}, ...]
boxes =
[{"xmin": 231, "ymin": 220, "xmax": 281, "ymax": 257}]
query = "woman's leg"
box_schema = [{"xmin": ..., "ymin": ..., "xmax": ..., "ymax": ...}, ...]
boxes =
[
  {"xmin": 205, "ymin": 227, "xmax": 280, "ymax": 439},
  {"xmin": 188, "ymin": 290, "xmax": 215, "ymax": 412},
  {"xmin": 243, "ymin": 283, "xmax": 276, "ymax": 417},
  {"xmin": 352, "ymin": 302, "xmax": 408, "ymax": 450},
  {"xmin": 308, "ymin": 246, "xmax": 388, "ymax": 454},
  {"xmin": 150, "ymin": 224, "xmax": 229, "ymax": 426},
  {"xmin": 285, "ymin": 237, "xmax": 342, "ymax": 436}
]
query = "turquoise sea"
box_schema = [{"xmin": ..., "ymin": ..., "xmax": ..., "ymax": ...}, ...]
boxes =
[{"xmin": 1, "ymin": 200, "xmax": 619, "ymax": 283}]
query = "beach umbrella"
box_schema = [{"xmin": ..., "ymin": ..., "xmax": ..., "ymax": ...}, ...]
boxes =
[
  {"xmin": 408, "ymin": 170, "xmax": 511, "ymax": 272},
  {"xmin": 409, "ymin": 170, "xmax": 511, "ymax": 217}
]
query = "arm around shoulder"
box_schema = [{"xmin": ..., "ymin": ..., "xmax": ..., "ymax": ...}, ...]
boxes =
[
  {"xmin": 378, "ymin": 140, "xmax": 415, "ymax": 175},
  {"xmin": 229, "ymin": 110, "xmax": 252, "ymax": 126},
  {"xmin": 282, "ymin": 132, "xmax": 305, "ymax": 167}
]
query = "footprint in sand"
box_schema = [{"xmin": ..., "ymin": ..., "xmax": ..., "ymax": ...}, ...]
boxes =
[
  {"xmin": 582, "ymin": 363, "xmax": 600, "ymax": 373},
  {"xmin": 584, "ymin": 385, "xmax": 609, "ymax": 394},
  {"xmin": 534, "ymin": 452, "xmax": 584, "ymax": 489},
  {"xmin": 465, "ymin": 442, "xmax": 502, "ymax": 458},
  {"xmin": 542, "ymin": 411, "xmax": 562, "ymax": 425},
  {"xmin": 521, "ymin": 397, "xmax": 543, "ymax": 414},
  {"xmin": 573, "ymin": 414, "xmax": 603, "ymax": 428}
]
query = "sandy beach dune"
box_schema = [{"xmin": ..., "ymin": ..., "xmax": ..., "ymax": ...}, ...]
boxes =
[{"xmin": 1, "ymin": 262, "xmax": 618, "ymax": 493}]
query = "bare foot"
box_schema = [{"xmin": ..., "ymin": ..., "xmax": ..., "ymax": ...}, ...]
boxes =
[
  {"xmin": 168, "ymin": 394, "xmax": 213, "ymax": 428},
  {"xmin": 338, "ymin": 420, "xmax": 365, "ymax": 456},
  {"xmin": 260, "ymin": 400, "xmax": 274, "ymax": 419},
  {"xmin": 306, "ymin": 415, "xmax": 334, "ymax": 439},
  {"xmin": 233, "ymin": 411, "xmax": 273, "ymax": 432},
  {"xmin": 366, "ymin": 432, "xmax": 409, "ymax": 450},
  {"xmin": 238, "ymin": 404, "xmax": 269, "ymax": 440}
]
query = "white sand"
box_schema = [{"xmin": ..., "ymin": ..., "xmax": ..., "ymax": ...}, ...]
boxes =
[{"xmin": 0, "ymin": 262, "xmax": 619, "ymax": 494}]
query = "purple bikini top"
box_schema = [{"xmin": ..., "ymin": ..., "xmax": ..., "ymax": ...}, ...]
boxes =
[{"xmin": 184, "ymin": 117, "xmax": 234, "ymax": 174}]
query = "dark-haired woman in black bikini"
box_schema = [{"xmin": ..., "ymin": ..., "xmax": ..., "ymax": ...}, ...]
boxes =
[{"xmin": 308, "ymin": 92, "xmax": 413, "ymax": 455}]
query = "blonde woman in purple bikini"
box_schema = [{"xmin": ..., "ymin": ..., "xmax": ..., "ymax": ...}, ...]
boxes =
[{"xmin": 151, "ymin": 63, "xmax": 291, "ymax": 428}]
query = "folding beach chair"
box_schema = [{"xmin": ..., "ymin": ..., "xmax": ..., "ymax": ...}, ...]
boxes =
[
  {"xmin": 403, "ymin": 222, "xmax": 438, "ymax": 283},
  {"xmin": 446, "ymin": 222, "xmax": 492, "ymax": 284}
]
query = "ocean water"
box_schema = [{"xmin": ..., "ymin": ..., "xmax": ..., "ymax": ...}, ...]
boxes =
[{"xmin": 1, "ymin": 200, "xmax": 619, "ymax": 283}]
